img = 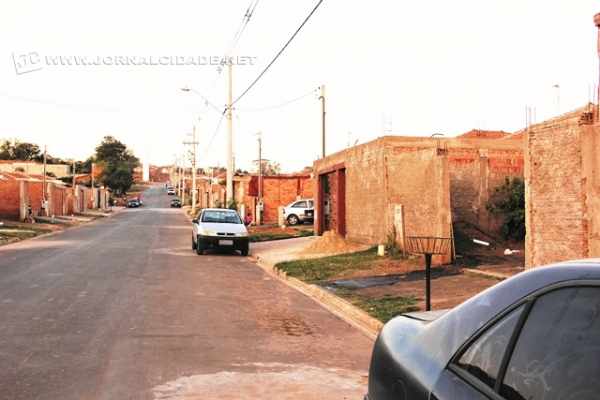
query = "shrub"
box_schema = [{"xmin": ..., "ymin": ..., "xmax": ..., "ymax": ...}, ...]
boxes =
[{"xmin": 486, "ymin": 177, "xmax": 525, "ymax": 241}]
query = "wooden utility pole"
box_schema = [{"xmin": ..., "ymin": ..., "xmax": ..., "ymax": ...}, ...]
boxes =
[
  {"xmin": 319, "ymin": 84, "xmax": 326, "ymax": 158},
  {"xmin": 72, "ymin": 159, "xmax": 76, "ymax": 188},
  {"xmin": 184, "ymin": 126, "xmax": 200, "ymax": 216},
  {"xmin": 42, "ymin": 145, "xmax": 47, "ymax": 215},
  {"xmin": 257, "ymin": 132, "xmax": 263, "ymax": 225},
  {"xmin": 226, "ymin": 61, "xmax": 234, "ymax": 206}
]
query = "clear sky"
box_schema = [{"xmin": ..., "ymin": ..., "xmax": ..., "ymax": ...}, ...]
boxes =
[{"xmin": 1, "ymin": 1, "xmax": 598, "ymax": 172}]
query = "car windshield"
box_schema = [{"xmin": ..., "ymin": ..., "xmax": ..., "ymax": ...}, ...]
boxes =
[{"xmin": 201, "ymin": 210, "xmax": 242, "ymax": 224}]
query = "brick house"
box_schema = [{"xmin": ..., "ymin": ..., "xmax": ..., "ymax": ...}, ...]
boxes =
[
  {"xmin": 0, "ymin": 171, "xmax": 107, "ymax": 220},
  {"xmin": 525, "ymin": 105, "xmax": 599, "ymax": 268}
]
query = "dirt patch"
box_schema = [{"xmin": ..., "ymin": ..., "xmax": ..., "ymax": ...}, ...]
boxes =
[
  {"xmin": 303, "ymin": 231, "xmax": 365, "ymax": 255},
  {"xmin": 348, "ymin": 266, "xmax": 498, "ymax": 311},
  {"xmin": 152, "ymin": 363, "xmax": 367, "ymax": 400},
  {"xmin": 453, "ymin": 222, "xmax": 524, "ymax": 275},
  {"xmin": 249, "ymin": 224, "xmax": 313, "ymax": 242}
]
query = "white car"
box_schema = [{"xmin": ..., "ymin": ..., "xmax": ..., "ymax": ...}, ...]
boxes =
[
  {"xmin": 192, "ymin": 208, "xmax": 249, "ymax": 256},
  {"xmin": 167, "ymin": 187, "xmax": 176, "ymax": 195},
  {"xmin": 283, "ymin": 199, "xmax": 314, "ymax": 225}
]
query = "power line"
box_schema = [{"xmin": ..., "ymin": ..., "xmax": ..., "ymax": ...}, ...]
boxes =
[
  {"xmin": 204, "ymin": 0, "xmax": 260, "ymax": 90},
  {"xmin": 203, "ymin": 109, "xmax": 227, "ymax": 156},
  {"xmin": 181, "ymin": 87, "xmax": 223, "ymax": 115},
  {"xmin": 231, "ymin": 0, "xmax": 325, "ymax": 106},
  {"xmin": 236, "ymin": 87, "xmax": 318, "ymax": 112},
  {"xmin": 225, "ymin": 0, "xmax": 260, "ymax": 57}
]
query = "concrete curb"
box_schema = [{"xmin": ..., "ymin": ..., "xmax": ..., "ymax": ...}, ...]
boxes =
[
  {"xmin": 250, "ymin": 255, "xmax": 382, "ymax": 341},
  {"xmin": 463, "ymin": 268, "xmax": 509, "ymax": 281}
]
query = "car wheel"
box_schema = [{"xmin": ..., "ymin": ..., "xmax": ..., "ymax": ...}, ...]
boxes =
[
  {"xmin": 192, "ymin": 236, "xmax": 197, "ymax": 250},
  {"xmin": 287, "ymin": 214, "xmax": 299, "ymax": 226},
  {"xmin": 240, "ymin": 246, "xmax": 249, "ymax": 256},
  {"xmin": 195, "ymin": 237, "xmax": 204, "ymax": 255}
]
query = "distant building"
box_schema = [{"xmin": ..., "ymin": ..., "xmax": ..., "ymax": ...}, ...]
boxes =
[{"xmin": 0, "ymin": 161, "xmax": 71, "ymax": 178}]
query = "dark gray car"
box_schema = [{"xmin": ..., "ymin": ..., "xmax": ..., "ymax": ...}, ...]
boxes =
[{"xmin": 366, "ymin": 259, "xmax": 600, "ymax": 400}]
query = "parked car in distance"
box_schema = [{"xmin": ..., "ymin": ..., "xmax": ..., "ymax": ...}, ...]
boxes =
[
  {"xmin": 167, "ymin": 187, "xmax": 176, "ymax": 195},
  {"xmin": 126, "ymin": 198, "xmax": 141, "ymax": 208},
  {"xmin": 283, "ymin": 199, "xmax": 314, "ymax": 225},
  {"xmin": 365, "ymin": 259, "xmax": 600, "ymax": 400},
  {"xmin": 192, "ymin": 208, "xmax": 249, "ymax": 256},
  {"xmin": 170, "ymin": 198, "xmax": 182, "ymax": 208}
]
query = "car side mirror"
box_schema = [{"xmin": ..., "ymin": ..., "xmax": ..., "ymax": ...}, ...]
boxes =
[{"xmin": 192, "ymin": 218, "xmax": 199, "ymax": 224}]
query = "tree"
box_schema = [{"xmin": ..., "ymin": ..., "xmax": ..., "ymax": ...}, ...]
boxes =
[
  {"xmin": 0, "ymin": 140, "xmax": 13, "ymax": 159},
  {"xmin": 95, "ymin": 136, "xmax": 138, "ymax": 168},
  {"xmin": 94, "ymin": 136, "xmax": 139, "ymax": 194},
  {"xmin": 487, "ymin": 177, "xmax": 525, "ymax": 241},
  {"xmin": 101, "ymin": 163, "xmax": 134, "ymax": 195},
  {"xmin": 254, "ymin": 160, "xmax": 281, "ymax": 175},
  {"xmin": 0, "ymin": 139, "xmax": 41, "ymax": 160},
  {"xmin": 15, "ymin": 142, "xmax": 41, "ymax": 160}
]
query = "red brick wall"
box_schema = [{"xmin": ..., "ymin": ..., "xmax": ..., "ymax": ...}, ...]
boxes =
[
  {"xmin": 449, "ymin": 148, "xmax": 523, "ymax": 236},
  {"xmin": 243, "ymin": 175, "xmax": 313, "ymax": 224},
  {"xmin": 65, "ymin": 188, "xmax": 75, "ymax": 215},
  {"xmin": 0, "ymin": 180, "xmax": 21, "ymax": 219},
  {"xmin": 27, "ymin": 182, "xmax": 44, "ymax": 216},
  {"xmin": 525, "ymin": 109, "xmax": 597, "ymax": 268},
  {"xmin": 323, "ymin": 172, "xmax": 338, "ymax": 231}
]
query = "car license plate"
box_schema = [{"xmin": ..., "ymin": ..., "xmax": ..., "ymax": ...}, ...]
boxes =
[{"xmin": 219, "ymin": 239, "xmax": 234, "ymax": 246}]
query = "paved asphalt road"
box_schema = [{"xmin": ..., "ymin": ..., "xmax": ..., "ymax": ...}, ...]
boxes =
[{"xmin": 0, "ymin": 185, "xmax": 372, "ymax": 400}]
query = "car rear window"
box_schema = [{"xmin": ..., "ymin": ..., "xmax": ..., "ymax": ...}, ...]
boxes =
[
  {"xmin": 455, "ymin": 305, "xmax": 525, "ymax": 391},
  {"xmin": 201, "ymin": 210, "xmax": 242, "ymax": 224}
]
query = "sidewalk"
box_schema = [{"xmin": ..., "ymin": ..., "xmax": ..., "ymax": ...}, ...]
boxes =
[
  {"xmin": 251, "ymin": 235, "xmax": 371, "ymax": 265},
  {"xmin": 250, "ymin": 237, "xmax": 383, "ymax": 340}
]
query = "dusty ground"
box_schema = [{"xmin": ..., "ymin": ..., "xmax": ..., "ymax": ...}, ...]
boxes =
[{"xmin": 345, "ymin": 266, "xmax": 498, "ymax": 311}]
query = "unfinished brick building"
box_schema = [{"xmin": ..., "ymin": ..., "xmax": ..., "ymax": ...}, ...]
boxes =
[
  {"xmin": 314, "ymin": 137, "xmax": 453, "ymax": 264},
  {"xmin": 525, "ymin": 105, "xmax": 600, "ymax": 268}
]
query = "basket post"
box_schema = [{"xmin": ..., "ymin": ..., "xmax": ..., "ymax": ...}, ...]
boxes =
[{"xmin": 425, "ymin": 253, "xmax": 432, "ymax": 311}]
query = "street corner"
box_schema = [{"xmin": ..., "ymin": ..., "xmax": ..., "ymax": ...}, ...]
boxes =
[{"xmin": 152, "ymin": 363, "xmax": 368, "ymax": 400}]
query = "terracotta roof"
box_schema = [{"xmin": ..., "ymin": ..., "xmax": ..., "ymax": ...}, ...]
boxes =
[{"xmin": 457, "ymin": 129, "xmax": 512, "ymax": 139}]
